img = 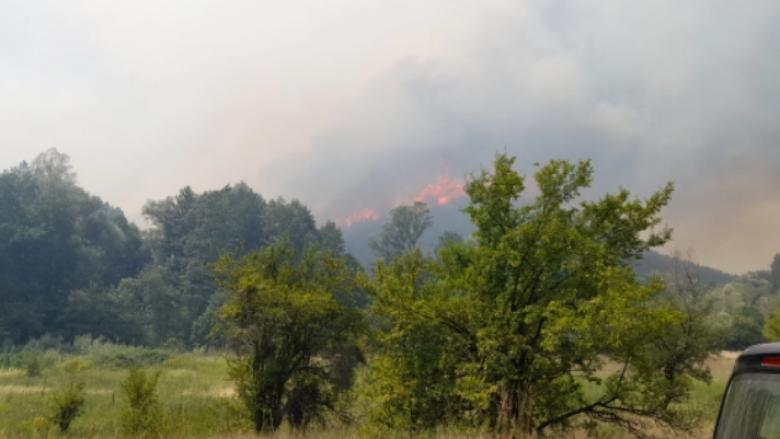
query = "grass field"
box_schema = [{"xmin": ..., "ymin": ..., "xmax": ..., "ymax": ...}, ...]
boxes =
[{"xmin": 0, "ymin": 346, "xmax": 738, "ymax": 439}]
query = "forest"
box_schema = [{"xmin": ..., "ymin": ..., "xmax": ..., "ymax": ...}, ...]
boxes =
[{"xmin": 2, "ymin": 149, "xmax": 780, "ymax": 438}]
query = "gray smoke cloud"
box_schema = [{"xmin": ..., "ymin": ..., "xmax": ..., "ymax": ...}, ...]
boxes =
[{"xmin": 1, "ymin": 1, "xmax": 779, "ymax": 272}]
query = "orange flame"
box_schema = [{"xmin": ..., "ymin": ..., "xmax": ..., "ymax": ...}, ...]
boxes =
[
  {"xmin": 336, "ymin": 175, "xmax": 466, "ymax": 228},
  {"xmin": 337, "ymin": 207, "xmax": 379, "ymax": 227},
  {"xmin": 414, "ymin": 175, "xmax": 465, "ymax": 206}
]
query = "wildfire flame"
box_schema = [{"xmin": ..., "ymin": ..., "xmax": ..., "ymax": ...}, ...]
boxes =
[
  {"xmin": 336, "ymin": 175, "xmax": 466, "ymax": 227},
  {"xmin": 337, "ymin": 207, "xmax": 379, "ymax": 227},
  {"xmin": 414, "ymin": 175, "xmax": 465, "ymax": 206}
]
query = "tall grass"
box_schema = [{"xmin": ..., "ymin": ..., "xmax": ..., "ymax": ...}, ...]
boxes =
[{"xmin": 0, "ymin": 339, "xmax": 736, "ymax": 439}]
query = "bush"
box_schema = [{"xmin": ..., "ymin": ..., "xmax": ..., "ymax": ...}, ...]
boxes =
[
  {"xmin": 60, "ymin": 358, "xmax": 95, "ymax": 374},
  {"xmin": 0, "ymin": 348, "xmax": 12, "ymax": 369},
  {"xmin": 120, "ymin": 368, "xmax": 163, "ymax": 437},
  {"xmin": 93, "ymin": 347, "xmax": 169, "ymax": 369},
  {"xmin": 25, "ymin": 353, "xmax": 43, "ymax": 377},
  {"xmin": 25, "ymin": 334, "xmax": 65, "ymax": 352},
  {"xmin": 47, "ymin": 381, "xmax": 86, "ymax": 433},
  {"xmin": 72, "ymin": 334, "xmax": 170, "ymax": 368}
]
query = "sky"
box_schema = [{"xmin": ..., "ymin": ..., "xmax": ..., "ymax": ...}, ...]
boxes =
[{"xmin": 1, "ymin": 0, "xmax": 780, "ymax": 274}]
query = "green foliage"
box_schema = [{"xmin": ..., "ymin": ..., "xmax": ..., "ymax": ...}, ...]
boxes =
[
  {"xmin": 24, "ymin": 352, "xmax": 43, "ymax": 378},
  {"xmin": 111, "ymin": 266, "xmax": 189, "ymax": 347},
  {"xmin": 120, "ymin": 368, "xmax": 163, "ymax": 437},
  {"xmin": 69, "ymin": 334, "xmax": 171, "ymax": 369},
  {"xmin": 46, "ymin": 381, "xmax": 86, "ymax": 433},
  {"xmin": 212, "ymin": 240, "xmax": 365, "ymax": 432},
  {"xmin": 368, "ymin": 202, "xmax": 433, "ymax": 261},
  {"xmin": 0, "ymin": 149, "xmax": 150, "ymax": 343},
  {"xmin": 92, "ymin": 347, "xmax": 170, "ymax": 369},
  {"xmin": 635, "ymin": 256, "xmax": 732, "ymax": 427},
  {"xmin": 763, "ymin": 298, "xmax": 780, "ymax": 341},
  {"xmin": 725, "ymin": 308, "xmax": 766, "ymax": 350},
  {"xmin": 700, "ymin": 267, "xmax": 780, "ymax": 350},
  {"xmin": 358, "ymin": 154, "xmax": 717, "ymax": 437},
  {"xmin": 60, "ymin": 358, "xmax": 95, "ymax": 374},
  {"xmin": 772, "ymin": 254, "xmax": 780, "ymax": 293}
]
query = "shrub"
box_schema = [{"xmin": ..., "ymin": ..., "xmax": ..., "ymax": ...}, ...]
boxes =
[
  {"xmin": 72, "ymin": 334, "xmax": 99, "ymax": 355},
  {"xmin": 93, "ymin": 346, "xmax": 170, "ymax": 369},
  {"xmin": 25, "ymin": 353, "xmax": 43, "ymax": 378},
  {"xmin": 1, "ymin": 346, "xmax": 15, "ymax": 369},
  {"xmin": 60, "ymin": 358, "xmax": 95, "ymax": 374},
  {"xmin": 120, "ymin": 368, "xmax": 163, "ymax": 437},
  {"xmin": 47, "ymin": 381, "xmax": 86, "ymax": 433},
  {"xmin": 73, "ymin": 335, "xmax": 170, "ymax": 368}
]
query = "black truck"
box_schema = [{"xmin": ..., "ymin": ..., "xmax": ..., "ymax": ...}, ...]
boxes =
[{"xmin": 713, "ymin": 343, "xmax": 780, "ymax": 438}]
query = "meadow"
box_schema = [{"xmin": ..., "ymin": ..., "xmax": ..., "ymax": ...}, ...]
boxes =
[{"xmin": 0, "ymin": 338, "xmax": 736, "ymax": 439}]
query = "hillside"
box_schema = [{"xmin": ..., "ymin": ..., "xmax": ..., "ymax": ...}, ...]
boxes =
[{"xmin": 632, "ymin": 250, "xmax": 737, "ymax": 285}]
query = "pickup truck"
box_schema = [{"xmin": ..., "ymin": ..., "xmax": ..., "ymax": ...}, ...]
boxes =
[{"xmin": 713, "ymin": 343, "xmax": 780, "ymax": 438}]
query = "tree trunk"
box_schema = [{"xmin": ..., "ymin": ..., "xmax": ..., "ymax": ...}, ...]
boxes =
[{"xmin": 499, "ymin": 383, "xmax": 533, "ymax": 439}]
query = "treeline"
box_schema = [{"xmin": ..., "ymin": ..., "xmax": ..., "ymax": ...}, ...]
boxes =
[
  {"xmin": 0, "ymin": 149, "xmax": 354, "ymax": 346},
  {"xmin": 634, "ymin": 251, "xmax": 780, "ymax": 349}
]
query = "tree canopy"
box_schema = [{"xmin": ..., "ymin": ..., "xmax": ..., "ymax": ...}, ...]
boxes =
[
  {"xmin": 368, "ymin": 201, "xmax": 433, "ymax": 261},
  {"xmin": 212, "ymin": 240, "xmax": 364, "ymax": 432},
  {"xmin": 358, "ymin": 154, "xmax": 722, "ymax": 436}
]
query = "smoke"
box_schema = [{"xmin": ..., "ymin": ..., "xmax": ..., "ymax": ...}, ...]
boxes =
[
  {"xmin": 267, "ymin": 0, "xmax": 780, "ymax": 273},
  {"xmin": 1, "ymin": 1, "xmax": 780, "ymax": 272}
]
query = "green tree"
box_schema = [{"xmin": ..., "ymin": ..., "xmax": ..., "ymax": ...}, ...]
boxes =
[
  {"xmin": 112, "ymin": 266, "xmax": 188, "ymax": 346},
  {"xmin": 434, "ymin": 230, "xmax": 464, "ymax": 261},
  {"xmin": 265, "ymin": 197, "xmax": 319, "ymax": 254},
  {"xmin": 764, "ymin": 309, "xmax": 780, "ymax": 341},
  {"xmin": 142, "ymin": 183, "xmax": 269, "ymax": 345},
  {"xmin": 47, "ymin": 381, "xmax": 86, "ymax": 433},
  {"xmin": 368, "ymin": 201, "xmax": 433, "ymax": 261},
  {"xmin": 120, "ymin": 368, "xmax": 163, "ymax": 437},
  {"xmin": 0, "ymin": 150, "xmax": 149, "ymax": 343},
  {"xmin": 360, "ymin": 153, "xmax": 710, "ymax": 437},
  {"xmin": 643, "ymin": 253, "xmax": 732, "ymax": 421},
  {"xmin": 212, "ymin": 240, "xmax": 364, "ymax": 432},
  {"xmin": 318, "ymin": 220, "xmax": 346, "ymax": 256},
  {"xmin": 764, "ymin": 255, "xmax": 780, "ymax": 340}
]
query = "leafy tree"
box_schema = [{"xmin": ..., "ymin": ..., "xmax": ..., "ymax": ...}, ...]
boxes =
[
  {"xmin": 212, "ymin": 240, "xmax": 364, "ymax": 432},
  {"xmin": 264, "ymin": 197, "xmax": 320, "ymax": 254},
  {"xmin": 359, "ymin": 153, "xmax": 714, "ymax": 437},
  {"xmin": 771, "ymin": 254, "xmax": 780, "ymax": 293},
  {"xmin": 62, "ymin": 284, "xmax": 147, "ymax": 344},
  {"xmin": 120, "ymin": 368, "xmax": 163, "ymax": 436},
  {"xmin": 112, "ymin": 266, "xmax": 189, "ymax": 346},
  {"xmin": 318, "ymin": 221, "xmax": 346, "ymax": 255},
  {"xmin": 644, "ymin": 253, "xmax": 732, "ymax": 417},
  {"xmin": 142, "ymin": 183, "xmax": 269, "ymax": 344},
  {"xmin": 29, "ymin": 148, "xmax": 78, "ymax": 186},
  {"xmin": 142, "ymin": 186, "xmax": 199, "ymax": 265},
  {"xmin": 764, "ymin": 309, "xmax": 780, "ymax": 341},
  {"xmin": 0, "ymin": 150, "xmax": 149, "ymax": 343},
  {"xmin": 726, "ymin": 307, "xmax": 767, "ymax": 350},
  {"xmin": 47, "ymin": 381, "xmax": 86, "ymax": 433},
  {"xmin": 434, "ymin": 230, "xmax": 464, "ymax": 261},
  {"xmin": 368, "ymin": 201, "xmax": 433, "ymax": 261}
]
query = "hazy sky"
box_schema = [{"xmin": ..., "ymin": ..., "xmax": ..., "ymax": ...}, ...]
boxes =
[{"xmin": 2, "ymin": 0, "xmax": 779, "ymax": 273}]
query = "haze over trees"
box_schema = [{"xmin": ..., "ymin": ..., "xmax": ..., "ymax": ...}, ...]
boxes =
[
  {"xmin": 367, "ymin": 201, "xmax": 433, "ymax": 261},
  {"xmin": 0, "ymin": 149, "xmax": 349, "ymax": 346},
  {"xmin": 1, "ymin": 149, "xmax": 779, "ymax": 437}
]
